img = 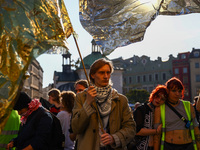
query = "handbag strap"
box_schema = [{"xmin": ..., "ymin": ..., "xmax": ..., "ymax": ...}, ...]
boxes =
[{"xmin": 165, "ymin": 101, "xmax": 188, "ymax": 124}]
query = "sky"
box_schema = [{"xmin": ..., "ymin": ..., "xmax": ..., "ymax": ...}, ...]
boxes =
[{"xmin": 36, "ymin": 0, "xmax": 200, "ymax": 88}]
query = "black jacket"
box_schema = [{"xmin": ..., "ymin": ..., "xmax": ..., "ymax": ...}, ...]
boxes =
[{"xmin": 13, "ymin": 107, "xmax": 53, "ymax": 150}]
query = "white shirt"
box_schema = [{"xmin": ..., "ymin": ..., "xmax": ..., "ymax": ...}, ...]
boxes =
[{"xmin": 57, "ymin": 111, "xmax": 75, "ymax": 150}]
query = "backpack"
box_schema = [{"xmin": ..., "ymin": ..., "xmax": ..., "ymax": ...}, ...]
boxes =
[{"xmin": 35, "ymin": 108, "xmax": 65, "ymax": 150}]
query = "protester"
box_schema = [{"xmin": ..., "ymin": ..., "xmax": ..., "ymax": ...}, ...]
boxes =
[
  {"xmin": 0, "ymin": 110, "xmax": 20, "ymax": 150},
  {"xmin": 134, "ymin": 102, "xmax": 141, "ymax": 110},
  {"xmin": 71, "ymin": 58, "xmax": 136, "ymax": 150},
  {"xmin": 133, "ymin": 85, "xmax": 167, "ymax": 150},
  {"xmin": 6, "ymin": 92, "xmax": 53, "ymax": 150},
  {"xmin": 74, "ymin": 79, "xmax": 89, "ymax": 94},
  {"xmin": 193, "ymin": 96, "xmax": 200, "ymax": 129},
  {"xmin": 48, "ymin": 88, "xmax": 62, "ymax": 115},
  {"xmin": 39, "ymin": 97, "xmax": 52, "ymax": 110},
  {"xmin": 69, "ymin": 79, "xmax": 89, "ymax": 150},
  {"xmin": 154, "ymin": 77, "xmax": 200, "ymax": 150},
  {"xmin": 57, "ymin": 91, "xmax": 76, "ymax": 150},
  {"xmin": 195, "ymin": 94, "xmax": 200, "ymax": 112}
]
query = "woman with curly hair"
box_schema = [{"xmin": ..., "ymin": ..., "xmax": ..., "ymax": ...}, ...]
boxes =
[
  {"xmin": 133, "ymin": 85, "xmax": 168, "ymax": 150},
  {"xmin": 57, "ymin": 91, "xmax": 76, "ymax": 150}
]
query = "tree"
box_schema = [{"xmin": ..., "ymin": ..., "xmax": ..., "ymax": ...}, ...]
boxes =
[{"xmin": 126, "ymin": 89, "xmax": 150, "ymax": 104}]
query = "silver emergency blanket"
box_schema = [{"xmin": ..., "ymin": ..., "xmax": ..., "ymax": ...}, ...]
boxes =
[
  {"xmin": 0, "ymin": 0, "xmax": 73, "ymax": 133},
  {"xmin": 79, "ymin": 0, "xmax": 200, "ymax": 55}
]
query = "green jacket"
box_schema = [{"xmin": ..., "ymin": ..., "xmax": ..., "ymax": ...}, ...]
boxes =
[{"xmin": 72, "ymin": 89, "xmax": 136, "ymax": 150}]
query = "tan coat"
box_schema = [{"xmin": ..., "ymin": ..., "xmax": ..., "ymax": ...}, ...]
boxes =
[{"xmin": 72, "ymin": 89, "xmax": 136, "ymax": 150}]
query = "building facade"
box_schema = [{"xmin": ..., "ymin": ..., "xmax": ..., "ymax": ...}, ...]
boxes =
[
  {"xmin": 22, "ymin": 59, "xmax": 43, "ymax": 99},
  {"xmin": 112, "ymin": 55, "xmax": 175, "ymax": 94},
  {"xmin": 49, "ymin": 42, "xmax": 199, "ymax": 101},
  {"xmin": 172, "ymin": 52, "xmax": 191, "ymax": 101},
  {"xmin": 189, "ymin": 48, "xmax": 200, "ymax": 100}
]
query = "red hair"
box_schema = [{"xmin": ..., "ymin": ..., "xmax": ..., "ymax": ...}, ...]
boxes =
[
  {"xmin": 149, "ymin": 85, "xmax": 168, "ymax": 102},
  {"xmin": 165, "ymin": 77, "xmax": 185, "ymax": 99}
]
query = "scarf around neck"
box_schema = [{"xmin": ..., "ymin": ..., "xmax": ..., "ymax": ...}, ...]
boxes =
[
  {"xmin": 20, "ymin": 98, "xmax": 41, "ymax": 125},
  {"xmin": 94, "ymin": 84, "xmax": 112, "ymax": 128}
]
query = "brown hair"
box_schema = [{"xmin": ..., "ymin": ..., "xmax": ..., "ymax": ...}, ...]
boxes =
[
  {"xmin": 149, "ymin": 85, "xmax": 168, "ymax": 102},
  {"xmin": 61, "ymin": 91, "xmax": 75, "ymax": 113},
  {"xmin": 165, "ymin": 77, "xmax": 185, "ymax": 99},
  {"xmin": 89, "ymin": 58, "xmax": 114, "ymax": 84},
  {"xmin": 48, "ymin": 88, "xmax": 61, "ymax": 104},
  {"xmin": 74, "ymin": 79, "xmax": 89, "ymax": 88}
]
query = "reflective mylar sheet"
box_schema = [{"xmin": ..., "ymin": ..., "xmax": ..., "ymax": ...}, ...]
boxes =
[
  {"xmin": 79, "ymin": 0, "xmax": 200, "ymax": 55},
  {"xmin": 0, "ymin": 0, "xmax": 73, "ymax": 133}
]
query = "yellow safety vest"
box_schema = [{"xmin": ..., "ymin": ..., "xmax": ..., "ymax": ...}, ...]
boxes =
[
  {"xmin": 160, "ymin": 100, "xmax": 197, "ymax": 150},
  {"xmin": 0, "ymin": 110, "xmax": 20, "ymax": 150}
]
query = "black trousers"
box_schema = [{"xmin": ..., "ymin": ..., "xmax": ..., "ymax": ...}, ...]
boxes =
[{"xmin": 164, "ymin": 142, "xmax": 194, "ymax": 150}]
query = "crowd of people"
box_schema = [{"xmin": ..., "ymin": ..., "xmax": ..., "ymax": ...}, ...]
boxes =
[{"xmin": 0, "ymin": 58, "xmax": 200, "ymax": 150}]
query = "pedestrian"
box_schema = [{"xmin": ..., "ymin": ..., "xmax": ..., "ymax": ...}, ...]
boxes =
[
  {"xmin": 69, "ymin": 79, "xmax": 89, "ymax": 150},
  {"xmin": 154, "ymin": 77, "xmax": 200, "ymax": 150},
  {"xmin": 193, "ymin": 96, "xmax": 200, "ymax": 129},
  {"xmin": 0, "ymin": 110, "xmax": 20, "ymax": 150},
  {"xmin": 48, "ymin": 88, "xmax": 62, "ymax": 115},
  {"xmin": 133, "ymin": 85, "xmax": 167, "ymax": 150},
  {"xmin": 134, "ymin": 102, "xmax": 141, "ymax": 110},
  {"xmin": 71, "ymin": 58, "xmax": 136, "ymax": 150},
  {"xmin": 39, "ymin": 97, "xmax": 52, "ymax": 110},
  {"xmin": 57, "ymin": 91, "xmax": 76, "ymax": 150},
  {"xmin": 74, "ymin": 79, "xmax": 89, "ymax": 94},
  {"xmin": 6, "ymin": 92, "xmax": 53, "ymax": 150}
]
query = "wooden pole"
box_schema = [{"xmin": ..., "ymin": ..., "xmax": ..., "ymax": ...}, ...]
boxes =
[{"xmin": 72, "ymin": 34, "xmax": 91, "ymax": 86}]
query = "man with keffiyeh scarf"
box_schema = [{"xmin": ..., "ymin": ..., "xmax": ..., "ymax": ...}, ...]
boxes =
[
  {"xmin": 71, "ymin": 58, "xmax": 136, "ymax": 150},
  {"xmin": 6, "ymin": 92, "xmax": 54, "ymax": 150}
]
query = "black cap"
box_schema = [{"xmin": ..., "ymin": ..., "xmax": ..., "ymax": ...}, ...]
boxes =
[{"xmin": 13, "ymin": 92, "xmax": 32, "ymax": 110}]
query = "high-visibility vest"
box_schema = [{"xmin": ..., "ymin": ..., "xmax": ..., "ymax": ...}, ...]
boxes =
[
  {"xmin": 0, "ymin": 110, "xmax": 20, "ymax": 150},
  {"xmin": 160, "ymin": 100, "xmax": 197, "ymax": 150}
]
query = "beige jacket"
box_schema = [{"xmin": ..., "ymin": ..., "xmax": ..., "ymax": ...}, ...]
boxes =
[{"xmin": 72, "ymin": 89, "xmax": 136, "ymax": 150}]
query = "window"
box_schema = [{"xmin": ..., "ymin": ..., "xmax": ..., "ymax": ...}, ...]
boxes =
[
  {"xmin": 149, "ymin": 75, "xmax": 152, "ymax": 82},
  {"xmin": 124, "ymin": 78, "xmax": 126, "ymax": 84},
  {"xmin": 174, "ymin": 68, "xmax": 179, "ymax": 74},
  {"xmin": 143, "ymin": 75, "xmax": 146, "ymax": 82},
  {"xmin": 183, "ymin": 68, "xmax": 187, "ymax": 74},
  {"xmin": 155, "ymin": 74, "xmax": 158, "ymax": 81},
  {"xmin": 129, "ymin": 77, "xmax": 132, "ymax": 84},
  {"xmin": 183, "ymin": 76, "xmax": 188, "ymax": 83},
  {"xmin": 162, "ymin": 73, "xmax": 166, "ymax": 80},
  {"xmin": 181, "ymin": 54, "xmax": 186, "ymax": 59},
  {"xmin": 194, "ymin": 51, "xmax": 200, "ymax": 57},
  {"xmin": 137, "ymin": 76, "xmax": 140, "ymax": 83},
  {"xmin": 196, "ymin": 75, "xmax": 200, "ymax": 82},
  {"xmin": 195, "ymin": 63, "xmax": 199, "ymax": 68}
]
